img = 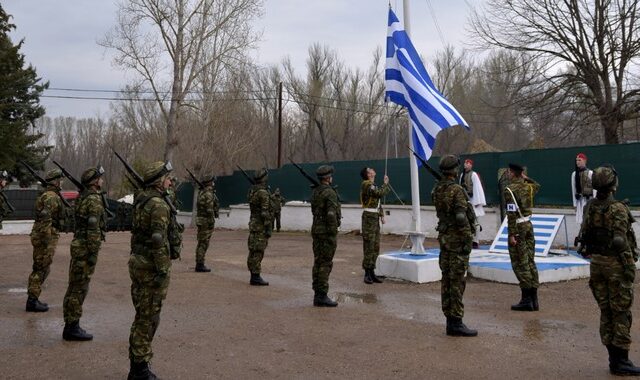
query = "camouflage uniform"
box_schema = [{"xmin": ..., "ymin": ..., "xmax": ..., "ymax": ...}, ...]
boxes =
[
  {"xmin": 27, "ymin": 170, "xmax": 66, "ymax": 304},
  {"xmin": 432, "ymin": 155, "xmax": 476, "ymax": 337},
  {"xmin": 271, "ymin": 189, "xmax": 285, "ymax": 232},
  {"xmin": 62, "ymin": 167, "xmax": 107, "ymax": 341},
  {"xmin": 505, "ymin": 175, "xmax": 540, "ymax": 290},
  {"xmin": 360, "ymin": 179, "xmax": 389, "ymax": 271},
  {"xmin": 0, "ymin": 191, "xmax": 11, "ymax": 230},
  {"xmin": 195, "ymin": 183, "xmax": 219, "ymax": 267},
  {"xmin": 128, "ymin": 162, "xmax": 176, "ymax": 377},
  {"xmin": 581, "ymin": 166, "xmax": 640, "ymax": 375},
  {"xmin": 311, "ymin": 172, "xmax": 341, "ymax": 296},
  {"xmin": 247, "ymin": 170, "xmax": 273, "ymax": 282}
]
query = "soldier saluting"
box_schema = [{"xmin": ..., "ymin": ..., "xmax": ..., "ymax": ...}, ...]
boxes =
[
  {"xmin": 359, "ymin": 167, "xmax": 390, "ymax": 284},
  {"xmin": 581, "ymin": 165, "xmax": 640, "ymax": 376}
]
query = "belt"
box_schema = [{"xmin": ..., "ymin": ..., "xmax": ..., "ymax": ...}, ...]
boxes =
[
  {"xmin": 516, "ymin": 216, "xmax": 530, "ymax": 224},
  {"xmin": 363, "ymin": 208, "xmax": 379, "ymax": 214}
]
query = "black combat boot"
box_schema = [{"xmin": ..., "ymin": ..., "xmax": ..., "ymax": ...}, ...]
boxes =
[
  {"xmin": 26, "ymin": 297, "xmax": 48, "ymax": 312},
  {"xmin": 445, "ymin": 317, "xmax": 478, "ymax": 337},
  {"xmin": 608, "ymin": 345, "xmax": 640, "ymax": 376},
  {"xmin": 250, "ymin": 273, "xmax": 269, "ymax": 286},
  {"xmin": 531, "ymin": 287, "xmax": 539, "ymax": 311},
  {"xmin": 127, "ymin": 360, "xmax": 158, "ymax": 380},
  {"xmin": 370, "ymin": 269, "xmax": 384, "ymax": 283},
  {"xmin": 62, "ymin": 321, "xmax": 93, "ymax": 341},
  {"xmin": 511, "ymin": 288, "xmax": 535, "ymax": 311},
  {"xmin": 195, "ymin": 263, "xmax": 211, "ymax": 272},
  {"xmin": 364, "ymin": 270, "xmax": 373, "ymax": 284},
  {"xmin": 313, "ymin": 292, "xmax": 338, "ymax": 307}
]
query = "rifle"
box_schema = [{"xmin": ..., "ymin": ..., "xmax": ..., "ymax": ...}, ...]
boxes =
[
  {"xmin": 186, "ymin": 168, "xmax": 205, "ymax": 190},
  {"xmin": 288, "ymin": 158, "xmax": 320, "ymax": 188},
  {"xmin": 236, "ymin": 165, "xmax": 256, "ymax": 185},
  {"xmin": 0, "ymin": 191, "xmax": 15, "ymax": 214},
  {"xmin": 19, "ymin": 160, "xmax": 71, "ymax": 208},
  {"xmin": 111, "ymin": 150, "xmax": 177, "ymax": 214},
  {"xmin": 53, "ymin": 161, "xmax": 115, "ymax": 219}
]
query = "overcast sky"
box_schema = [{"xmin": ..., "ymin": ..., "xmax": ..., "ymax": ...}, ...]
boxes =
[{"xmin": 4, "ymin": 0, "xmax": 477, "ymax": 118}]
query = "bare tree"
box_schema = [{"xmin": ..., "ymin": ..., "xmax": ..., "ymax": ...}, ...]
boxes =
[
  {"xmin": 100, "ymin": 0, "xmax": 263, "ymax": 161},
  {"xmin": 469, "ymin": 0, "xmax": 640, "ymax": 144}
]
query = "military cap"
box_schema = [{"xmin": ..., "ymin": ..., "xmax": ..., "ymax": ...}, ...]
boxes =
[
  {"xmin": 253, "ymin": 168, "xmax": 268, "ymax": 182},
  {"xmin": 316, "ymin": 165, "xmax": 334, "ymax": 179},
  {"xmin": 592, "ymin": 165, "xmax": 618, "ymax": 191},
  {"xmin": 439, "ymin": 155, "xmax": 460, "ymax": 172},
  {"xmin": 143, "ymin": 161, "xmax": 173, "ymax": 185},
  {"xmin": 81, "ymin": 165, "xmax": 105, "ymax": 185},
  {"xmin": 508, "ymin": 163, "xmax": 524, "ymax": 173},
  {"xmin": 201, "ymin": 174, "xmax": 216, "ymax": 184},
  {"xmin": 45, "ymin": 168, "xmax": 64, "ymax": 182}
]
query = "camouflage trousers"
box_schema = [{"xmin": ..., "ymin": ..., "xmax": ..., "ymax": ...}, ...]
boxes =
[
  {"xmin": 508, "ymin": 221, "xmax": 539, "ymax": 289},
  {"xmin": 28, "ymin": 231, "xmax": 59, "ymax": 299},
  {"xmin": 63, "ymin": 238, "xmax": 100, "ymax": 323},
  {"xmin": 312, "ymin": 233, "xmax": 337, "ymax": 294},
  {"xmin": 273, "ymin": 212, "xmax": 281, "ymax": 231},
  {"xmin": 247, "ymin": 231, "xmax": 270, "ymax": 274},
  {"xmin": 361, "ymin": 211, "xmax": 380, "ymax": 270},
  {"xmin": 128, "ymin": 254, "xmax": 170, "ymax": 364},
  {"xmin": 438, "ymin": 232, "xmax": 472, "ymax": 318},
  {"xmin": 195, "ymin": 224, "xmax": 214, "ymax": 264},
  {"xmin": 589, "ymin": 254, "xmax": 635, "ymax": 350}
]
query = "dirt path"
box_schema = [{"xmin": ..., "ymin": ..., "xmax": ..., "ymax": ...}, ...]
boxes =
[{"xmin": 0, "ymin": 229, "xmax": 635, "ymax": 379}]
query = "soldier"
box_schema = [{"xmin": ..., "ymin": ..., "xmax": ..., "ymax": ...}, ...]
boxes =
[
  {"xmin": 311, "ymin": 165, "xmax": 341, "ymax": 307},
  {"xmin": 359, "ymin": 167, "xmax": 390, "ymax": 284},
  {"xmin": 62, "ymin": 166, "xmax": 107, "ymax": 341},
  {"xmin": 0, "ymin": 170, "xmax": 12, "ymax": 229},
  {"xmin": 247, "ymin": 168, "xmax": 272, "ymax": 286},
  {"xmin": 271, "ymin": 188, "xmax": 285, "ymax": 232},
  {"xmin": 571, "ymin": 153, "xmax": 595, "ymax": 225},
  {"xmin": 127, "ymin": 161, "xmax": 178, "ymax": 380},
  {"xmin": 505, "ymin": 163, "xmax": 541, "ymax": 312},
  {"xmin": 432, "ymin": 155, "xmax": 477, "ymax": 337},
  {"xmin": 26, "ymin": 169, "xmax": 67, "ymax": 312},
  {"xmin": 581, "ymin": 165, "xmax": 640, "ymax": 376},
  {"xmin": 194, "ymin": 175, "xmax": 219, "ymax": 272}
]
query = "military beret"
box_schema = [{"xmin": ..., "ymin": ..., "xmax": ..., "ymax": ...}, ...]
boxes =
[
  {"xmin": 143, "ymin": 161, "xmax": 173, "ymax": 185},
  {"xmin": 253, "ymin": 168, "xmax": 268, "ymax": 182},
  {"xmin": 316, "ymin": 165, "xmax": 334, "ymax": 179},
  {"xmin": 508, "ymin": 163, "xmax": 524, "ymax": 172},
  {"xmin": 201, "ymin": 174, "xmax": 216, "ymax": 184},
  {"xmin": 439, "ymin": 155, "xmax": 460, "ymax": 171},
  {"xmin": 81, "ymin": 166, "xmax": 105, "ymax": 185},
  {"xmin": 45, "ymin": 168, "xmax": 64, "ymax": 182}
]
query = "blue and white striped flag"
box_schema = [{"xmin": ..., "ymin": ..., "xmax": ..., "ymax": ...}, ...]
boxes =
[{"xmin": 385, "ymin": 7, "xmax": 469, "ymax": 161}]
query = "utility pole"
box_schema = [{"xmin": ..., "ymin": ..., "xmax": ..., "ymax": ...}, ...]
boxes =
[{"xmin": 277, "ymin": 82, "xmax": 283, "ymax": 168}]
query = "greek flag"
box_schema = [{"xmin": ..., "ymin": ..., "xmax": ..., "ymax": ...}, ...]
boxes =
[{"xmin": 385, "ymin": 7, "xmax": 469, "ymax": 160}]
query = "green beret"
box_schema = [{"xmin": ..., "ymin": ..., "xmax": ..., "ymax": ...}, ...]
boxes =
[
  {"xmin": 439, "ymin": 155, "xmax": 460, "ymax": 172},
  {"xmin": 316, "ymin": 165, "xmax": 334, "ymax": 179},
  {"xmin": 254, "ymin": 168, "xmax": 268, "ymax": 182}
]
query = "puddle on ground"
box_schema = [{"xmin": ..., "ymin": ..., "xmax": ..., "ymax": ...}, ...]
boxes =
[
  {"xmin": 523, "ymin": 319, "xmax": 587, "ymax": 340},
  {"xmin": 335, "ymin": 292, "xmax": 378, "ymax": 304}
]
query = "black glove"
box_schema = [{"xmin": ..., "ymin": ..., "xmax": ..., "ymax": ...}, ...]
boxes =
[{"xmin": 575, "ymin": 194, "xmax": 582, "ymax": 200}]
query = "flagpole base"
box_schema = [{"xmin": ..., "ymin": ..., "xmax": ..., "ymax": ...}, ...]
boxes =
[{"xmin": 406, "ymin": 231, "xmax": 426, "ymax": 255}]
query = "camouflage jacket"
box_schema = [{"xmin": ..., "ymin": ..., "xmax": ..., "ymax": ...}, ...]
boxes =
[
  {"xmin": 0, "ymin": 189, "xmax": 11, "ymax": 228},
  {"xmin": 360, "ymin": 180, "xmax": 390, "ymax": 209},
  {"xmin": 582, "ymin": 194, "xmax": 638, "ymax": 261},
  {"xmin": 248, "ymin": 184, "xmax": 273, "ymax": 233},
  {"xmin": 131, "ymin": 188, "xmax": 172, "ymax": 278},
  {"xmin": 196, "ymin": 185, "xmax": 220, "ymax": 227},
  {"xmin": 32, "ymin": 185, "xmax": 66, "ymax": 235},
  {"xmin": 505, "ymin": 177, "xmax": 541, "ymax": 232},
  {"xmin": 431, "ymin": 178, "xmax": 472, "ymax": 234},
  {"xmin": 311, "ymin": 183, "xmax": 341, "ymax": 235},
  {"xmin": 271, "ymin": 194, "xmax": 285, "ymax": 213},
  {"xmin": 73, "ymin": 189, "xmax": 106, "ymax": 248}
]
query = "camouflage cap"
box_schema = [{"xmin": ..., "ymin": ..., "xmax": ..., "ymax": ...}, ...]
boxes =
[
  {"xmin": 81, "ymin": 165, "xmax": 105, "ymax": 185},
  {"xmin": 316, "ymin": 165, "xmax": 334, "ymax": 179},
  {"xmin": 45, "ymin": 168, "xmax": 64, "ymax": 182},
  {"xmin": 253, "ymin": 168, "xmax": 268, "ymax": 182},
  {"xmin": 143, "ymin": 161, "xmax": 173, "ymax": 185},
  {"xmin": 439, "ymin": 155, "xmax": 460, "ymax": 172},
  {"xmin": 201, "ymin": 174, "xmax": 216, "ymax": 184},
  {"xmin": 592, "ymin": 165, "xmax": 618, "ymax": 191}
]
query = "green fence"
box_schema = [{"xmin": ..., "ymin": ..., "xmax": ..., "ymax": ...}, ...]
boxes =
[{"xmin": 176, "ymin": 142, "xmax": 640, "ymax": 210}]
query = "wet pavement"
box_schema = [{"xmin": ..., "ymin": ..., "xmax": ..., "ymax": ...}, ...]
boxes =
[{"xmin": 0, "ymin": 229, "xmax": 636, "ymax": 379}]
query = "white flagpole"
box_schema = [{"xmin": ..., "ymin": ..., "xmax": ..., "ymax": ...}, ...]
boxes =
[{"xmin": 403, "ymin": 0, "xmax": 426, "ymax": 254}]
